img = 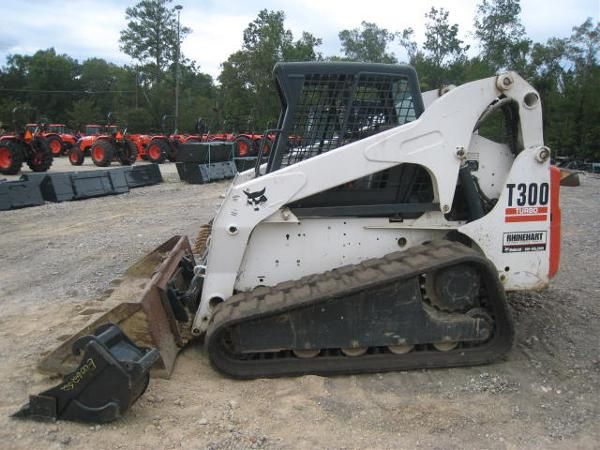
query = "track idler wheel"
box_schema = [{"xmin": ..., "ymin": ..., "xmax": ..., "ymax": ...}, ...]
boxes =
[
  {"xmin": 293, "ymin": 349, "xmax": 320, "ymax": 358},
  {"xmin": 13, "ymin": 324, "xmax": 159, "ymax": 423},
  {"xmin": 341, "ymin": 347, "xmax": 368, "ymax": 357},
  {"xmin": 388, "ymin": 344, "xmax": 414, "ymax": 354},
  {"xmin": 432, "ymin": 341, "xmax": 458, "ymax": 352}
]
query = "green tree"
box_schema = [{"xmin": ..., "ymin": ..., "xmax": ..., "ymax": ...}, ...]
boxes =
[
  {"xmin": 79, "ymin": 58, "xmax": 123, "ymax": 94},
  {"xmin": 121, "ymin": 107, "xmax": 155, "ymax": 133},
  {"xmin": 525, "ymin": 18, "xmax": 599, "ymax": 159},
  {"xmin": 397, "ymin": 28, "xmax": 418, "ymax": 63},
  {"xmin": 562, "ymin": 18, "xmax": 600, "ymax": 158},
  {"xmin": 423, "ymin": 8, "xmax": 468, "ymax": 67},
  {"xmin": 67, "ymin": 99, "xmax": 102, "ymax": 130},
  {"xmin": 119, "ymin": 0, "xmax": 191, "ymax": 83},
  {"xmin": 78, "ymin": 58, "xmax": 136, "ymax": 120},
  {"xmin": 0, "ymin": 49, "xmax": 79, "ymax": 123},
  {"xmin": 474, "ymin": 0, "xmax": 531, "ymax": 72},
  {"xmin": 119, "ymin": 1, "xmax": 218, "ymax": 131},
  {"xmin": 218, "ymin": 51, "xmax": 255, "ymax": 131},
  {"xmin": 566, "ymin": 18, "xmax": 600, "ymax": 68},
  {"xmin": 338, "ymin": 21, "xmax": 397, "ymax": 63},
  {"xmin": 0, "ymin": 97, "xmax": 29, "ymax": 132},
  {"xmin": 283, "ymin": 32, "xmax": 323, "ymax": 62},
  {"xmin": 528, "ymin": 38, "xmax": 567, "ymax": 151},
  {"xmin": 218, "ymin": 10, "xmax": 322, "ymax": 131},
  {"xmin": 175, "ymin": 63, "xmax": 217, "ymax": 133},
  {"xmin": 417, "ymin": 8, "xmax": 470, "ymax": 89}
]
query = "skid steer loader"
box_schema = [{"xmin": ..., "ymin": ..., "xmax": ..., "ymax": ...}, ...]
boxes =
[{"xmin": 40, "ymin": 62, "xmax": 560, "ymax": 382}]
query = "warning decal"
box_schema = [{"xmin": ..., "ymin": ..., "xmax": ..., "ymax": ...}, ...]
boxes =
[{"xmin": 503, "ymin": 231, "xmax": 547, "ymax": 253}]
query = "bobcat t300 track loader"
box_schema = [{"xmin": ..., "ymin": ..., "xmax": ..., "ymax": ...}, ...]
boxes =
[{"xmin": 41, "ymin": 62, "xmax": 560, "ymax": 380}]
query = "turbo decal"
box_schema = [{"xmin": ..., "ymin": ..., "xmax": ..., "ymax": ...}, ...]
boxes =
[{"xmin": 505, "ymin": 206, "xmax": 548, "ymax": 222}]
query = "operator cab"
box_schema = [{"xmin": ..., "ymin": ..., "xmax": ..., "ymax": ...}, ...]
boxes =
[{"xmin": 267, "ymin": 62, "xmax": 433, "ymax": 219}]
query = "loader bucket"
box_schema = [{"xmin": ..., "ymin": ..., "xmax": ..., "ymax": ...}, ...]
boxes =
[
  {"xmin": 38, "ymin": 235, "xmax": 197, "ymax": 379},
  {"xmin": 14, "ymin": 323, "xmax": 159, "ymax": 423},
  {"xmin": 558, "ymin": 168, "xmax": 581, "ymax": 187}
]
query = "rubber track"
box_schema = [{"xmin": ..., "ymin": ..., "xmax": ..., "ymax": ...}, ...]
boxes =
[{"xmin": 206, "ymin": 240, "xmax": 514, "ymax": 379}]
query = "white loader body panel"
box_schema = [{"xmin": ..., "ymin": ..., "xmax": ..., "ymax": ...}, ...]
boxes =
[{"xmin": 192, "ymin": 72, "xmax": 554, "ymax": 333}]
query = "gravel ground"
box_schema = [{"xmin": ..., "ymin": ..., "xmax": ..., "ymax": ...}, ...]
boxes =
[{"xmin": 0, "ymin": 159, "xmax": 598, "ymax": 449}]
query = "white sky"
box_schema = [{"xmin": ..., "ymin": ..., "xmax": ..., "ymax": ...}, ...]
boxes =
[{"xmin": 0, "ymin": 0, "xmax": 598, "ymax": 80}]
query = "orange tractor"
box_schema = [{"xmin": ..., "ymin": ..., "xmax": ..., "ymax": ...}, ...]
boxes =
[
  {"xmin": 157, "ymin": 115, "xmax": 274, "ymax": 160},
  {"xmin": 68, "ymin": 115, "xmax": 137, "ymax": 167},
  {"xmin": 128, "ymin": 133, "xmax": 176, "ymax": 164},
  {"xmin": 219, "ymin": 116, "xmax": 273, "ymax": 157},
  {"xmin": 161, "ymin": 115, "xmax": 208, "ymax": 148},
  {"xmin": 81, "ymin": 123, "xmax": 107, "ymax": 136},
  {"xmin": 26, "ymin": 122, "xmax": 78, "ymax": 156},
  {"xmin": 0, "ymin": 108, "xmax": 53, "ymax": 175},
  {"xmin": 69, "ymin": 123, "xmax": 117, "ymax": 165},
  {"xmin": 233, "ymin": 131, "xmax": 275, "ymax": 157}
]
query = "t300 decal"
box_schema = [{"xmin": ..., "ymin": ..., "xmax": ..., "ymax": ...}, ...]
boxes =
[{"xmin": 505, "ymin": 183, "xmax": 549, "ymax": 222}]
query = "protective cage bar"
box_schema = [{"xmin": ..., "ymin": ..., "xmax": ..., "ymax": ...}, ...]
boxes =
[{"xmin": 266, "ymin": 62, "xmax": 425, "ymax": 173}]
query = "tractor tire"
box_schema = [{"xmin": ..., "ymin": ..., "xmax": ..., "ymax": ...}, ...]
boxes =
[
  {"xmin": 166, "ymin": 142, "xmax": 178, "ymax": 162},
  {"xmin": 259, "ymin": 137, "xmax": 273, "ymax": 156},
  {"xmin": 234, "ymin": 136, "xmax": 254, "ymax": 157},
  {"xmin": 145, "ymin": 140, "xmax": 167, "ymax": 163},
  {"xmin": 0, "ymin": 140, "xmax": 24, "ymax": 175},
  {"xmin": 46, "ymin": 135, "xmax": 63, "ymax": 157},
  {"xmin": 68, "ymin": 146, "xmax": 85, "ymax": 166},
  {"xmin": 91, "ymin": 140, "xmax": 114, "ymax": 167},
  {"xmin": 27, "ymin": 137, "xmax": 53, "ymax": 172},
  {"xmin": 118, "ymin": 139, "xmax": 138, "ymax": 166}
]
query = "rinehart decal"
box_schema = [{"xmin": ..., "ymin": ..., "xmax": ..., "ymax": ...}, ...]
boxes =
[
  {"xmin": 243, "ymin": 188, "xmax": 267, "ymax": 211},
  {"xmin": 502, "ymin": 230, "xmax": 547, "ymax": 253}
]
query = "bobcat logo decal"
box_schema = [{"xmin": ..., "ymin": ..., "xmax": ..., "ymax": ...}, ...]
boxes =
[{"xmin": 243, "ymin": 188, "xmax": 267, "ymax": 211}]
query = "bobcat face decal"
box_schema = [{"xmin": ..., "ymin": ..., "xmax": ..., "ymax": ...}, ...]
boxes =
[{"xmin": 243, "ymin": 187, "xmax": 267, "ymax": 211}]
